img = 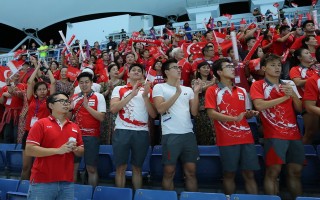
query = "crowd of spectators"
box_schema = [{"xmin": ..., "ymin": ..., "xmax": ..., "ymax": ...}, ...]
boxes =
[{"xmin": 1, "ymin": 6, "xmax": 320, "ymax": 199}]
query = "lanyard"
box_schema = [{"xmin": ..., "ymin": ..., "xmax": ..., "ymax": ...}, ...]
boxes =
[{"xmin": 34, "ymin": 98, "xmax": 42, "ymax": 117}]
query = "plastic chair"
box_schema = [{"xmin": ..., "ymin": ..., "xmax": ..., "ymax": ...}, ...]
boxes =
[
  {"xmin": 6, "ymin": 150, "xmax": 23, "ymax": 176},
  {"xmin": 7, "ymin": 180, "xmax": 29, "ymax": 199},
  {"xmin": 74, "ymin": 184, "xmax": 93, "ymax": 200},
  {"xmin": 109, "ymin": 146, "xmax": 152, "ymax": 180},
  {"xmin": 93, "ymin": 186, "xmax": 132, "ymax": 200},
  {"xmin": 296, "ymin": 197, "xmax": 320, "ymax": 200},
  {"xmin": 0, "ymin": 178, "xmax": 19, "ymax": 200},
  {"xmin": 149, "ymin": 145, "xmax": 183, "ymax": 183},
  {"xmin": 230, "ymin": 194, "xmax": 281, "ymax": 200},
  {"xmin": 0, "ymin": 144, "xmax": 16, "ymax": 171},
  {"xmin": 180, "ymin": 191, "xmax": 227, "ymax": 200},
  {"xmin": 197, "ymin": 146, "xmax": 223, "ymax": 185},
  {"xmin": 301, "ymin": 145, "xmax": 320, "ymax": 188},
  {"xmin": 134, "ymin": 189, "xmax": 177, "ymax": 200}
]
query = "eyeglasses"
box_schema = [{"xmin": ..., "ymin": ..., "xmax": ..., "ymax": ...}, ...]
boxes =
[
  {"xmin": 222, "ymin": 64, "xmax": 235, "ymax": 69},
  {"xmin": 53, "ymin": 99, "xmax": 71, "ymax": 105},
  {"xmin": 168, "ymin": 66, "xmax": 182, "ymax": 70}
]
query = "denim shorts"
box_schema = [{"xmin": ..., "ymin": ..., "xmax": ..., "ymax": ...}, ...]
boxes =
[{"xmin": 27, "ymin": 181, "xmax": 74, "ymax": 200}]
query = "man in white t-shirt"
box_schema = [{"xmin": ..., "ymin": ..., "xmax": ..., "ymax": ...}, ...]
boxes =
[
  {"xmin": 153, "ymin": 59, "xmax": 201, "ymax": 191},
  {"xmin": 110, "ymin": 63, "xmax": 157, "ymax": 189}
]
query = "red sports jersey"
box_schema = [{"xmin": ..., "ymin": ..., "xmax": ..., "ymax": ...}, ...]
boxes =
[
  {"xmin": 72, "ymin": 92, "xmax": 106, "ymax": 137},
  {"xmin": 205, "ymin": 83, "xmax": 254, "ymax": 146},
  {"xmin": 289, "ymin": 65, "xmax": 318, "ymax": 97},
  {"xmin": 250, "ymin": 79, "xmax": 301, "ymax": 140},
  {"xmin": 303, "ymin": 73, "xmax": 320, "ymax": 107},
  {"xmin": 26, "ymin": 116, "xmax": 83, "ymax": 183}
]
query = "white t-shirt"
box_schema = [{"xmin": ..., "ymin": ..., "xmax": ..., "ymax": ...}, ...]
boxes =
[
  {"xmin": 153, "ymin": 83, "xmax": 194, "ymax": 135},
  {"xmin": 111, "ymin": 85, "xmax": 151, "ymax": 131},
  {"xmin": 74, "ymin": 83, "xmax": 101, "ymax": 94}
]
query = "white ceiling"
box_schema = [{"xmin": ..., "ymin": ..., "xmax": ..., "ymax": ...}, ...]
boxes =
[{"xmin": 0, "ymin": 0, "xmax": 187, "ymax": 30}]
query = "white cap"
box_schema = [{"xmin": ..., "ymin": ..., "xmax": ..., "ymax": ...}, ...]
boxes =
[{"xmin": 81, "ymin": 68, "xmax": 94, "ymax": 78}]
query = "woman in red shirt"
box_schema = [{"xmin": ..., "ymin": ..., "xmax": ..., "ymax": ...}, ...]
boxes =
[
  {"xmin": 21, "ymin": 63, "xmax": 56, "ymax": 180},
  {"xmin": 289, "ymin": 48, "xmax": 318, "ymax": 144}
]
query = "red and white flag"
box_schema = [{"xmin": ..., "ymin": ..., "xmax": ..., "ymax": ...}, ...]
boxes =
[
  {"xmin": 0, "ymin": 66, "xmax": 11, "ymax": 87},
  {"xmin": 273, "ymin": 2, "xmax": 279, "ymax": 8},
  {"xmin": 145, "ymin": 68, "xmax": 157, "ymax": 83},
  {"xmin": 249, "ymin": 58, "xmax": 261, "ymax": 72},
  {"xmin": 312, "ymin": 0, "xmax": 318, "ymax": 7},
  {"xmin": 7, "ymin": 60, "xmax": 24, "ymax": 75},
  {"xmin": 67, "ymin": 66, "xmax": 81, "ymax": 81},
  {"xmin": 291, "ymin": 2, "xmax": 298, "ymax": 7}
]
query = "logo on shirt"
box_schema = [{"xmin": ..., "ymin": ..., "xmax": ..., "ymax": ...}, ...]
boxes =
[
  {"xmin": 238, "ymin": 93, "xmax": 244, "ymax": 101},
  {"xmin": 72, "ymin": 128, "xmax": 78, "ymax": 133},
  {"xmin": 46, "ymin": 126, "xmax": 52, "ymax": 128},
  {"xmin": 88, "ymin": 99, "xmax": 95, "ymax": 107}
]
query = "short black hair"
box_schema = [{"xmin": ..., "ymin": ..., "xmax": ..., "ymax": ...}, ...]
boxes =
[
  {"xmin": 202, "ymin": 45, "xmax": 214, "ymax": 55},
  {"xmin": 260, "ymin": 53, "xmax": 281, "ymax": 67},
  {"xmin": 212, "ymin": 58, "xmax": 230, "ymax": 81},
  {"xmin": 162, "ymin": 59, "xmax": 177, "ymax": 79},
  {"xmin": 47, "ymin": 92, "xmax": 69, "ymax": 113},
  {"xmin": 302, "ymin": 20, "xmax": 314, "ymax": 29},
  {"xmin": 245, "ymin": 36, "xmax": 256, "ymax": 44},
  {"xmin": 279, "ymin": 25, "xmax": 290, "ymax": 33},
  {"xmin": 77, "ymin": 72, "xmax": 93, "ymax": 81},
  {"xmin": 129, "ymin": 63, "xmax": 144, "ymax": 72}
]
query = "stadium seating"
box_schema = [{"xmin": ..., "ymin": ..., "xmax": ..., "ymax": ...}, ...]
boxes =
[
  {"xmin": 92, "ymin": 186, "xmax": 132, "ymax": 200},
  {"xmin": 0, "ymin": 178, "xmax": 19, "ymax": 200},
  {"xmin": 149, "ymin": 145, "xmax": 184, "ymax": 183},
  {"xmin": 109, "ymin": 146, "xmax": 152, "ymax": 180},
  {"xmin": 230, "ymin": 194, "xmax": 281, "ymax": 200},
  {"xmin": 6, "ymin": 150, "xmax": 23, "ymax": 177},
  {"xmin": 301, "ymin": 145, "xmax": 320, "ymax": 188},
  {"xmin": 97, "ymin": 145, "xmax": 113, "ymax": 181},
  {"xmin": 180, "ymin": 191, "xmax": 227, "ymax": 200},
  {"xmin": 197, "ymin": 145, "xmax": 222, "ymax": 186},
  {"xmin": 296, "ymin": 197, "xmax": 320, "ymax": 200},
  {"xmin": 134, "ymin": 189, "xmax": 178, "ymax": 200},
  {"xmin": 7, "ymin": 180, "xmax": 29, "ymax": 200},
  {"xmin": 0, "ymin": 144, "xmax": 16, "ymax": 174},
  {"xmin": 74, "ymin": 183, "xmax": 94, "ymax": 200}
]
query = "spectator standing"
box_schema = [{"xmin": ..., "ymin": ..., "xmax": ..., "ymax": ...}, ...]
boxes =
[
  {"xmin": 153, "ymin": 59, "xmax": 201, "ymax": 192},
  {"xmin": 25, "ymin": 92, "xmax": 84, "ymax": 200}
]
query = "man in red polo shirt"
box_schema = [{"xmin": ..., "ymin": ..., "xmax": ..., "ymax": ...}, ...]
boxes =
[
  {"xmin": 205, "ymin": 58, "xmax": 260, "ymax": 195},
  {"xmin": 250, "ymin": 54, "xmax": 304, "ymax": 199},
  {"xmin": 26, "ymin": 92, "xmax": 84, "ymax": 200},
  {"xmin": 72, "ymin": 72, "xmax": 106, "ymax": 187}
]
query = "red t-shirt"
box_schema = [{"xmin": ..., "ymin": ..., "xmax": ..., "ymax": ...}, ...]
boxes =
[
  {"xmin": 26, "ymin": 116, "xmax": 83, "ymax": 183},
  {"xmin": 272, "ymin": 34, "xmax": 294, "ymax": 56},
  {"xmin": 289, "ymin": 65, "xmax": 319, "ymax": 97},
  {"xmin": 177, "ymin": 58, "xmax": 193, "ymax": 87},
  {"xmin": 250, "ymin": 79, "xmax": 301, "ymax": 140},
  {"xmin": 0, "ymin": 83, "xmax": 26, "ymax": 110},
  {"xmin": 119, "ymin": 63, "xmax": 130, "ymax": 83},
  {"xmin": 137, "ymin": 56, "xmax": 156, "ymax": 72},
  {"xmin": 303, "ymin": 73, "xmax": 320, "ymax": 107},
  {"xmin": 72, "ymin": 92, "xmax": 106, "ymax": 137},
  {"xmin": 25, "ymin": 96, "xmax": 50, "ymax": 131},
  {"xmin": 205, "ymin": 84, "xmax": 254, "ymax": 146},
  {"xmin": 261, "ymin": 39, "xmax": 273, "ymax": 53}
]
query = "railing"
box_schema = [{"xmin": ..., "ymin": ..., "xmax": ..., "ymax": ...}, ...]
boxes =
[{"xmin": 186, "ymin": 0, "xmax": 220, "ymax": 8}]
